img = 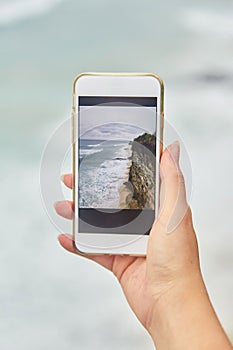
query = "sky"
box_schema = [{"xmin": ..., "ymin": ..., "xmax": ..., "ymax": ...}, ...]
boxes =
[{"xmin": 79, "ymin": 105, "xmax": 157, "ymax": 140}]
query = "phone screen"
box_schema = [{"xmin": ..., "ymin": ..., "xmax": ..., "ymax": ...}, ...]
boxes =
[{"xmin": 78, "ymin": 96, "xmax": 157, "ymax": 234}]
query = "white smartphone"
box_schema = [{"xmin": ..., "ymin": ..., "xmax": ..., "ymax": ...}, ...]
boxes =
[{"xmin": 72, "ymin": 73, "xmax": 164, "ymax": 255}]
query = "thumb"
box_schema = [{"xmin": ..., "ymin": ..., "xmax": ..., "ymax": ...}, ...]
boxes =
[{"xmin": 158, "ymin": 141, "xmax": 189, "ymax": 233}]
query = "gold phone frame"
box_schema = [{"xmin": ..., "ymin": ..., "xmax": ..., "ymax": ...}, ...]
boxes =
[{"xmin": 72, "ymin": 72, "xmax": 164, "ymax": 255}]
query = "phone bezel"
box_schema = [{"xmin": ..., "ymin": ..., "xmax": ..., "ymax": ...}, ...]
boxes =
[{"xmin": 72, "ymin": 73, "xmax": 164, "ymax": 256}]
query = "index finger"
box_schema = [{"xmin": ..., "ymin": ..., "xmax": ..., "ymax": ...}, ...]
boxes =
[{"xmin": 61, "ymin": 174, "xmax": 73, "ymax": 189}]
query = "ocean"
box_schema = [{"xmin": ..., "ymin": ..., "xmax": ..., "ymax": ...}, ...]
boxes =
[
  {"xmin": 79, "ymin": 139, "xmax": 131, "ymax": 209},
  {"xmin": 0, "ymin": 0, "xmax": 233, "ymax": 349}
]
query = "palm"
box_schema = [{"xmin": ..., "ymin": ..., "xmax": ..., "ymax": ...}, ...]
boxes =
[
  {"xmin": 56, "ymin": 173, "xmax": 153, "ymax": 328},
  {"xmin": 111, "ymin": 255, "xmax": 151, "ymax": 328},
  {"xmin": 58, "ymin": 232, "xmax": 152, "ymax": 328}
]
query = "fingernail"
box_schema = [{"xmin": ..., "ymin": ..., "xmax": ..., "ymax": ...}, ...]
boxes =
[
  {"xmin": 58, "ymin": 233, "xmax": 73, "ymax": 240},
  {"xmin": 54, "ymin": 201, "xmax": 61, "ymax": 209},
  {"xmin": 64, "ymin": 234, "xmax": 73, "ymax": 240},
  {"xmin": 168, "ymin": 141, "xmax": 180, "ymax": 164},
  {"xmin": 61, "ymin": 175, "xmax": 65, "ymax": 182}
]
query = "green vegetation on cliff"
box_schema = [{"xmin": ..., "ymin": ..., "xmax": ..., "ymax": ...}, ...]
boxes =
[{"xmin": 133, "ymin": 132, "xmax": 156, "ymax": 154}]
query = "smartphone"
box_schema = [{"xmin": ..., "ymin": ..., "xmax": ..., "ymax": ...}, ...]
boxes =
[{"xmin": 72, "ymin": 73, "xmax": 164, "ymax": 255}]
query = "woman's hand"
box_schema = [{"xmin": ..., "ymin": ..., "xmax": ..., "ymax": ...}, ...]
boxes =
[{"xmin": 54, "ymin": 142, "xmax": 232, "ymax": 350}]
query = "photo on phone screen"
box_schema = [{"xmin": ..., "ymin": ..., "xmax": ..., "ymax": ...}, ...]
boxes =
[{"xmin": 78, "ymin": 96, "xmax": 157, "ymax": 234}]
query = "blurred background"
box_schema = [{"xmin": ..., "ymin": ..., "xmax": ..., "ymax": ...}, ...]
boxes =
[{"xmin": 0, "ymin": 0, "xmax": 232, "ymax": 349}]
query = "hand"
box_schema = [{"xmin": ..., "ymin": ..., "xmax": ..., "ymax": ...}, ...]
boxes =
[{"xmin": 54, "ymin": 142, "xmax": 232, "ymax": 350}]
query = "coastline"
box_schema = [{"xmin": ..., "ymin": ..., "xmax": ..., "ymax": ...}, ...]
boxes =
[
  {"xmin": 118, "ymin": 134, "xmax": 156, "ymax": 210},
  {"xmin": 118, "ymin": 145, "xmax": 133, "ymax": 209}
]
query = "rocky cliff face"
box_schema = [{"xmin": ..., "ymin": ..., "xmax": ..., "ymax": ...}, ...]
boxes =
[{"xmin": 127, "ymin": 133, "xmax": 156, "ymax": 209}]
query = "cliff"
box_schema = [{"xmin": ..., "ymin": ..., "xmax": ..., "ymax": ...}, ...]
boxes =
[{"xmin": 127, "ymin": 133, "xmax": 156, "ymax": 209}]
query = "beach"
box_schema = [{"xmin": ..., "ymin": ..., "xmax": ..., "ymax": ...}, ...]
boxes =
[{"xmin": 118, "ymin": 159, "xmax": 133, "ymax": 209}]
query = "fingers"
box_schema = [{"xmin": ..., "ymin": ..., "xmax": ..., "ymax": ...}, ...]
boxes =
[
  {"xmin": 61, "ymin": 174, "xmax": 73, "ymax": 189},
  {"xmin": 58, "ymin": 233, "xmax": 77, "ymax": 254},
  {"xmin": 55, "ymin": 175, "xmax": 73, "ymax": 219},
  {"xmin": 58, "ymin": 233, "xmax": 115, "ymax": 271},
  {"xmin": 158, "ymin": 141, "xmax": 189, "ymax": 232},
  {"xmin": 54, "ymin": 200, "xmax": 74, "ymax": 219}
]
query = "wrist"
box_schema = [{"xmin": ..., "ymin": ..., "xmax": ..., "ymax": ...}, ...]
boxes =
[
  {"xmin": 148, "ymin": 273, "xmax": 232, "ymax": 350},
  {"xmin": 148, "ymin": 273, "xmax": 208, "ymax": 347}
]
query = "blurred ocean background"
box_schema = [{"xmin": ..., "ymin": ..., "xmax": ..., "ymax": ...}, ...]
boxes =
[{"xmin": 0, "ymin": 0, "xmax": 232, "ymax": 349}]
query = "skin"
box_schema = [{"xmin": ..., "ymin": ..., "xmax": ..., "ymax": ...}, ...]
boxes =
[{"xmin": 54, "ymin": 142, "xmax": 232, "ymax": 350}]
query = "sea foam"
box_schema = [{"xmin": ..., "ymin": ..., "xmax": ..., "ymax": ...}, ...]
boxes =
[
  {"xmin": 80, "ymin": 148, "xmax": 103, "ymax": 156},
  {"xmin": 79, "ymin": 143, "xmax": 132, "ymax": 208}
]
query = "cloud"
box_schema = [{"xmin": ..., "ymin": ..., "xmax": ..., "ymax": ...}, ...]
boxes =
[{"xmin": 81, "ymin": 122, "xmax": 145, "ymax": 140}]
